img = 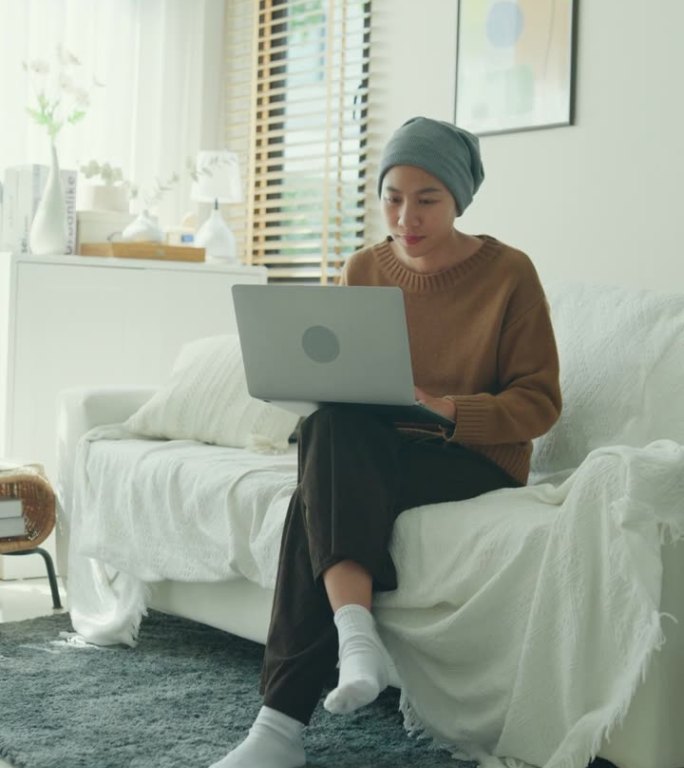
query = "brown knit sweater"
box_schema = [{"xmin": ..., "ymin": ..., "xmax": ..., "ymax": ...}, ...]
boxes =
[{"xmin": 339, "ymin": 235, "xmax": 562, "ymax": 484}]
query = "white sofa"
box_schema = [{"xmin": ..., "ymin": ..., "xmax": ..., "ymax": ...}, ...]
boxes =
[{"xmin": 56, "ymin": 281, "xmax": 684, "ymax": 768}]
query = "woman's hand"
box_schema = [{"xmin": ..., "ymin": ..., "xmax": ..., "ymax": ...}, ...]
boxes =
[{"xmin": 414, "ymin": 387, "xmax": 457, "ymax": 421}]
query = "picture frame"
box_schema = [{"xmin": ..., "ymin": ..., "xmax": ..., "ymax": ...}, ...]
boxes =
[{"xmin": 455, "ymin": 0, "xmax": 579, "ymax": 136}]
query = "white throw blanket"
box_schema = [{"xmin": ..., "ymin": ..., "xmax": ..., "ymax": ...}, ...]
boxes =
[
  {"xmin": 65, "ymin": 424, "xmax": 298, "ymax": 645},
  {"xmin": 64, "ymin": 423, "xmax": 684, "ymax": 768},
  {"xmin": 375, "ymin": 440, "xmax": 684, "ymax": 768}
]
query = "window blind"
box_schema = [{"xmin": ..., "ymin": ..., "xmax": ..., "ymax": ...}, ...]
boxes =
[{"xmin": 223, "ymin": 0, "xmax": 371, "ymax": 283}]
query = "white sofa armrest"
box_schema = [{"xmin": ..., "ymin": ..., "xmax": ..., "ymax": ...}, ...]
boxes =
[
  {"xmin": 56, "ymin": 387, "xmax": 155, "ymax": 486},
  {"xmin": 57, "ymin": 386, "xmax": 154, "ymax": 446},
  {"xmin": 55, "ymin": 387, "xmax": 155, "ymax": 576}
]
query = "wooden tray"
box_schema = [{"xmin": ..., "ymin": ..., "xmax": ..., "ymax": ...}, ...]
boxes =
[{"xmin": 80, "ymin": 241, "xmax": 205, "ymax": 262}]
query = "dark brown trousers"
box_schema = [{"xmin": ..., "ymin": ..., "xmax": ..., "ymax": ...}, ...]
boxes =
[{"xmin": 259, "ymin": 405, "xmax": 517, "ymax": 724}]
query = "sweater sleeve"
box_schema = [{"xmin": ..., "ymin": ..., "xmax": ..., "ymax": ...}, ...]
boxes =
[{"xmin": 445, "ymin": 297, "xmax": 562, "ymax": 445}]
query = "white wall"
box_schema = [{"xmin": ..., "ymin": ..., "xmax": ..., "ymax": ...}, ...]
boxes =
[{"xmin": 369, "ymin": 0, "xmax": 684, "ymax": 292}]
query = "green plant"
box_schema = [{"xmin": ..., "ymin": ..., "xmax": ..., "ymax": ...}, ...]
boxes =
[
  {"xmin": 80, "ymin": 160, "xmax": 126, "ymax": 186},
  {"xmin": 80, "ymin": 155, "xmax": 232, "ymax": 211},
  {"xmin": 80, "ymin": 161, "xmax": 186, "ymax": 211},
  {"xmin": 130, "ymin": 171, "xmax": 181, "ymax": 209},
  {"xmin": 23, "ymin": 45, "xmax": 103, "ymax": 141}
]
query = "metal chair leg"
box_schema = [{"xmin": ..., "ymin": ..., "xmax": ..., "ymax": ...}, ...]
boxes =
[{"xmin": 34, "ymin": 547, "xmax": 63, "ymax": 609}]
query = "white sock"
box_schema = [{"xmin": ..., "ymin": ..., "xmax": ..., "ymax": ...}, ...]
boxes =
[
  {"xmin": 323, "ymin": 603, "xmax": 390, "ymax": 715},
  {"xmin": 208, "ymin": 706, "xmax": 306, "ymax": 768}
]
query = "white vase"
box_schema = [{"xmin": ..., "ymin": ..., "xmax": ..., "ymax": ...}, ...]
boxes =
[
  {"xmin": 121, "ymin": 210, "xmax": 164, "ymax": 243},
  {"xmin": 29, "ymin": 143, "xmax": 67, "ymax": 256}
]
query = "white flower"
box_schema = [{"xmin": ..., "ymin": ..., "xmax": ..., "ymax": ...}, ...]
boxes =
[
  {"xmin": 26, "ymin": 58, "xmax": 50, "ymax": 75},
  {"xmin": 24, "ymin": 45, "xmax": 101, "ymax": 141}
]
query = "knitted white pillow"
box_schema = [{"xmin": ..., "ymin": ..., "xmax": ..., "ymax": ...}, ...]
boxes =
[
  {"xmin": 531, "ymin": 282, "xmax": 684, "ymax": 474},
  {"xmin": 124, "ymin": 334, "xmax": 300, "ymax": 452}
]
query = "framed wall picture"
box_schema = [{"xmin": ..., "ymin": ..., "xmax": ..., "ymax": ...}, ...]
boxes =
[{"xmin": 455, "ymin": 0, "xmax": 579, "ymax": 136}]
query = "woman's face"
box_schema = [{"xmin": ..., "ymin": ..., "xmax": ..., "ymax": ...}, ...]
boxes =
[{"xmin": 380, "ymin": 165, "xmax": 459, "ymax": 271}]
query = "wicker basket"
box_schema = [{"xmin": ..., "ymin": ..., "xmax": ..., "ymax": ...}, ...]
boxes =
[{"xmin": 0, "ymin": 463, "xmax": 56, "ymax": 553}]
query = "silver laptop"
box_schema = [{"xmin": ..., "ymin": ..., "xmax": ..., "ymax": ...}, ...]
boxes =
[{"xmin": 231, "ymin": 284, "xmax": 455, "ymax": 428}]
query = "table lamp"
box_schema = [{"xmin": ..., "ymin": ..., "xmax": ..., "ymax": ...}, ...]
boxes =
[{"xmin": 191, "ymin": 150, "xmax": 243, "ymax": 262}]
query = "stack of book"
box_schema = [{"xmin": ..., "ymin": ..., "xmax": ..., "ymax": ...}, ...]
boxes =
[
  {"xmin": 0, "ymin": 499, "xmax": 26, "ymax": 539},
  {"xmin": 1, "ymin": 164, "xmax": 77, "ymax": 255}
]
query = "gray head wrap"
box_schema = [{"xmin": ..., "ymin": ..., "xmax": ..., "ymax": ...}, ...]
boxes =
[{"xmin": 377, "ymin": 117, "xmax": 484, "ymax": 214}]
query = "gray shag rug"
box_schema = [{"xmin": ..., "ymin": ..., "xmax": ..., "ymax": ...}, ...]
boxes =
[{"xmin": 0, "ymin": 609, "xmax": 475, "ymax": 768}]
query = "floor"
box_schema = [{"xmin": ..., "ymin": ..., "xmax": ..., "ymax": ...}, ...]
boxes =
[
  {"xmin": 0, "ymin": 579, "xmax": 622, "ymax": 768},
  {"xmin": 0, "ymin": 576, "xmax": 66, "ymax": 768}
]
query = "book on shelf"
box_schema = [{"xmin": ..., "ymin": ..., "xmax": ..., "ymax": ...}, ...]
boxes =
[
  {"xmin": 1, "ymin": 164, "xmax": 78, "ymax": 255},
  {"xmin": 62, "ymin": 167, "xmax": 77, "ymax": 255},
  {"xmin": 0, "ymin": 498, "xmax": 26, "ymax": 538}
]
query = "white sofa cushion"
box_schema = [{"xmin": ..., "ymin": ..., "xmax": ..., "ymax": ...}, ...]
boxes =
[
  {"xmin": 532, "ymin": 282, "xmax": 684, "ymax": 474},
  {"xmin": 124, "ymin": 334, "xmax": 299, "ymax": 451}
]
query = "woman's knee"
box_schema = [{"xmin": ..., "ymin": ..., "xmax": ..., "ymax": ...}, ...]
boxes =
[
  {"xmin": 302, "ymin": 404, "xmax": 354, "ymax": 430},
  {"xmin": 300, "ymin": 404, "xmax": 390, "ymax": 445}
]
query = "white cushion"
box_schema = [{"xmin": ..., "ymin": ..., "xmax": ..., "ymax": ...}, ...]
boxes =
[
  {"xmin": 532, "ymin": 282, "xmax": 684, "ymax": 474},
  {"xmin": 124, "ymin": 335, "xmax": 299, "ymax": 451}
]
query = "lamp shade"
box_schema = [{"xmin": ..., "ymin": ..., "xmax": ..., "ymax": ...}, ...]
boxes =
[{"xmin": 191, "ymin": 150, "xmax": 243, "ymax": 204}]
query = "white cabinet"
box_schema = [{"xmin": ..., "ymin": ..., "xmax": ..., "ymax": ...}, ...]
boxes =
[{"xmin": 0, "ymin": 252, "xmax": 267, "ymax": 578}]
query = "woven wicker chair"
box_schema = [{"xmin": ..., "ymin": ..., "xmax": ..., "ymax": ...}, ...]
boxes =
[{"xmin": 0, "ymin": 463, "xmax": 62, "ymax": 609}]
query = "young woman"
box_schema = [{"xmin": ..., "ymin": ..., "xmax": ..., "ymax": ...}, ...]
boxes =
[{"xmin": 210, "ymin": 116, "xmax": 562, "ymax": 768}]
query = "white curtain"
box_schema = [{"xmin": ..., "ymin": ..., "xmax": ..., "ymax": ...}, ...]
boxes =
[{"xmin": 0, "ymin": 0, "xmax": 225, "ymax": 228}]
